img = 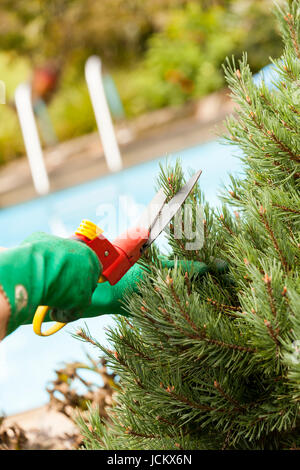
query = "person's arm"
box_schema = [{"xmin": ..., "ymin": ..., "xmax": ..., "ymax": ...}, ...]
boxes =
[
  {"xmin": 0, "ymin": 247, "xmax": 9, "ymax": 340},
  {"xmin": 0, "ymin": 288, "xmax": 10, "ymax": 340},
  {"xmin": 0, "ymin": 234, "xmax": 101, "ymax": 338},
  {"xmin": 0, "ymin": 235, "xmax": 150, "ymax": 337},
  {"xmin": 0, "ymin": 235, "xmax": 148, "ymax": 338}
]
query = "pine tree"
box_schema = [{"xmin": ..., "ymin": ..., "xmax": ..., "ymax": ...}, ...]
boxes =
[{"xmin": 76, "ymin": 0, "xmax": 300, "ymax": 450}]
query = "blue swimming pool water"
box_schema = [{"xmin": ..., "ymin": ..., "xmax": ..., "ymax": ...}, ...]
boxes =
[{"xmin": 0, "ymin": 138, "xmax": 243, "ymax": 415}]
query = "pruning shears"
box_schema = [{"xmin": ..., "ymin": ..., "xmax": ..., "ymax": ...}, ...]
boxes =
[{"xmin": 33, "ymin": 170, "xmax": 202, "ymax": 336}]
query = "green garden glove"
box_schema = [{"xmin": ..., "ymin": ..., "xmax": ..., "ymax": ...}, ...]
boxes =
[
  {"xmin": 158, "ymin": 255, "xmax": 209, "ymax": 276},
  {"xmin": 51, "ymin": 255, "xmax": 226, "ymax": 322},
  {"xmin": 0, "ymin": 232, "xmax": 101, "ymax": 336},
  {"xmin": 51, "ymin": 263, "xmax": 146, "ymax": 322}
]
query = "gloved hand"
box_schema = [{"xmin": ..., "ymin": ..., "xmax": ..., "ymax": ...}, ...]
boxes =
[
  {"xmin": 51, "ymin": 255, "xmax": 227, "ymax": 322},
  {"xmin": 0, "ymin": 230, "xmax": 228, "ymax": 335},
  {"xmin": 0, "ymin": 232, "xmax": 101, "ymax": 336},
  {"xmin": 157, "ymin": 255, "xmax": 209, "ymax": 276},
  {"xmin": 51, "ymin": 263, "xmax": 146, "ymax": 322}
]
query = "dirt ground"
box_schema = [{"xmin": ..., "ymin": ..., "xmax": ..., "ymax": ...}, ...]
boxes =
[{"xmin": 1, "ymin": 405, "xmax": 80, "ymax": 450}]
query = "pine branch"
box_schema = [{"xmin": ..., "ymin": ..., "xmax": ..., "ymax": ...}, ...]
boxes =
[
  {"xmin": 213, "ymin": 381, "xmax": 245, "ymax": 413},
  {"xmin": 258, "ymin": 205, "xmax": 290, "ymax": 273},
  {"xmin": 166, "ymin": 387, "xmax": 227, "ymax": 414},
  {"xmin": 201, "ymin": 336, "xmax": 257, "ymax": 354},
  {"xmin": 272, "ymin": 203, "xmax": 300, "ymax": 215},
  {"xmin": 249, "ymin": 111, "xmax": 300, "ymax": 164},
  {"xmin": 262, "ymin": 273, "xmax": 278, "ymax": 318},
  {"xmin": 284, "ymin": 12, "xmax": 300, "ymax": 59},
  {"xmin": 166, "ymin": 277, "xmax": 199, "ymax": 333},
  {"xmin": 206, "ymin": 298, "xmax": 242, "ymax": 318}
]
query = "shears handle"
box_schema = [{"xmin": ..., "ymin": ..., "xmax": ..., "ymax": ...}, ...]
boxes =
[
  {"xmin": 33, "ymin": 219, "xmax": 148, "ymax": 336},
  {"xmin": 33, "ymin": 306, "xmax": 67, "ymax": 336}
]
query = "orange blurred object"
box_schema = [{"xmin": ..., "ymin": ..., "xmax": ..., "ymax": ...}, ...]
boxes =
[
  {"xmin": 165, "ymin": 69, "xmax": 194, "ymax": 93},
  {"xmin": 31, "ymin": 65, "xmax": 60, "ymax": 102}
]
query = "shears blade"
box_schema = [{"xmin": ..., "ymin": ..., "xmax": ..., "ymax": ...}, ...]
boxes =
[
  {"xmin": 136, "ymin": 187, "xmax": 167, "ymax": 233},
  {"xmin": 142, "ymin": 169, "xmax": 202, "ymax": 251}
]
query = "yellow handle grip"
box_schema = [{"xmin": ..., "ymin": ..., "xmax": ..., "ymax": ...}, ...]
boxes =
[
  {"xmin": 33, "ymin": 275, "xmax": 107, "ymax": 337},
  {"xmin": 33, "ymin": 306, "xmax": 67, "ymax": 337}
]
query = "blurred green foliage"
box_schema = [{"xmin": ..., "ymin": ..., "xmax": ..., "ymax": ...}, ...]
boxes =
[
  {"xmin": 116, "ymin": 3, "xmax": 242, "ymax": 115},
  {"xmin": 0, "ymin": 0, "xmax": 283, "ymax": 165},
  {"xmin": 0, "ymin": 0, "xmax": 189, "ymax": 66},
  {"xmin": 116, "ymin": 1, "xmax": 283, "ymax": 116},
  {"xmin": 0, "ymin": 54, "xmax": 29, "ymax": 162}
]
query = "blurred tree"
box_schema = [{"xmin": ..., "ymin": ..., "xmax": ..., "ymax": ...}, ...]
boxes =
[
  {"xmin": 0, "ymin": 1, "xmax": 283, "ymax": 69},
  {"xmin": 0, "ymin": 0, "xmax": 189, "ymax": 68},
  {"xmin": 116, "ymin": 0, "xmax": 284, "ymax": 116},
  {"xmin": 0, "ymin": 0, "xmax": 286, "ymax": 164}
]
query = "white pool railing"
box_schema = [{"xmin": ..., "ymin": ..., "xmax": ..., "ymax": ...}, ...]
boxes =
[
  {"xmin": 15, "ymin": 82, "xmax": 50, "ymax": 196},
  {"xmin": 85, "ymin": 55, "xmax": 123, "ymax": 173},
  {"xmin": 14, "ymin": 57, "xmax": 122, "ymax": 197}
]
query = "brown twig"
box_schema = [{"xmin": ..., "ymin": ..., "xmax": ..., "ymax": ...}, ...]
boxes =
[
  {"xmin": 259, "ymin": 206, "xmax": 289, "ymax": 273},
  {"xmin": 272, "ymin": 203, "xmax": 300, "ymax": 215},
  {"xmin": 284, "ymin": 13, "xmax": 300, "ymax": 60},
  {"xmin": 264, "ymin": 319, "xmax": 280, "ymax": 358},
  {"xmin": 249, "ymin": 111, "xmax": 300, "ymax": 163},
  {"xmin": 214, "ymin": 380, "xmax": 245, "ymax": 412},
  {"xmin": 206, "ymin": 298, "xmax": 241, "ymax": 318},
  {"xmin": 263, "ymin": 273, "xmax": 278, "ymax": 318}
]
